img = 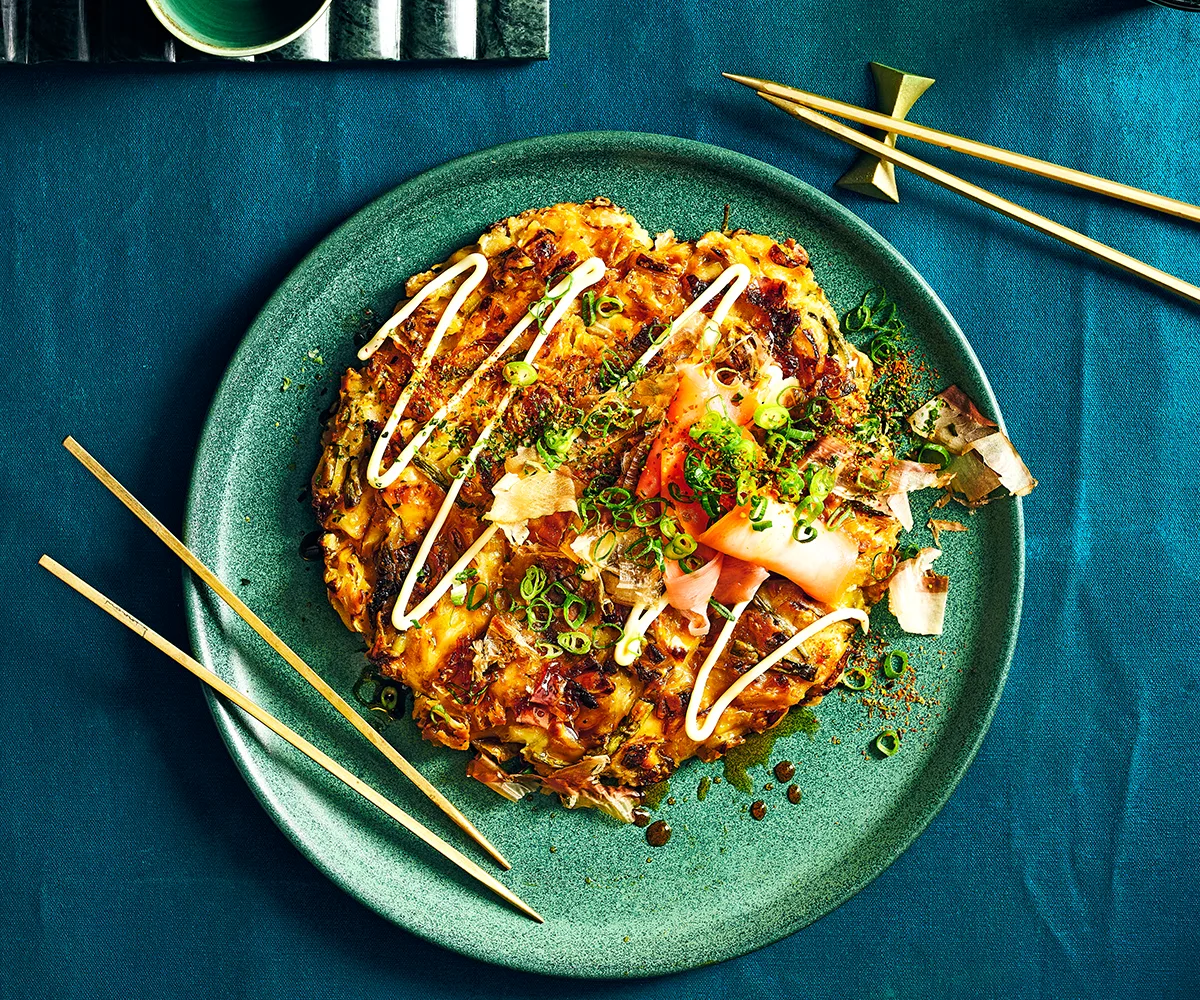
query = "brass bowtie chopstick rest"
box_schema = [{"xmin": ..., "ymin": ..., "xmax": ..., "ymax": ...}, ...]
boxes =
[
  {"xmin": 833, "ymin": 62, "xmax": 936, "ymax": 203},
  {"xmin": 725, "ymin": 72, "xmax": 1200, "ymax": 307}
]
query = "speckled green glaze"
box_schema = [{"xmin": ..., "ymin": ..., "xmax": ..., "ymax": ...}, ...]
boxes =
[{"xmin": 183, "ymin": 132, "xmax": 1024, "ymax": 978}]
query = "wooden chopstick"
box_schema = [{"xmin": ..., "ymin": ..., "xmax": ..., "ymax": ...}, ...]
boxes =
[
  {"xmin": 37, "ymin": 555, "xmax": 542, "ymax": 924},
  {"xmin": 63, "ymin": 436, "xmax": 511, "ymax": 871},
  {"xmin": 757, "ymin": 94, "xmax": 1200, "ymax": 308},
  {"xmin": 725, "ymin": 72, "xmax": 1200, "ymax": 225}
]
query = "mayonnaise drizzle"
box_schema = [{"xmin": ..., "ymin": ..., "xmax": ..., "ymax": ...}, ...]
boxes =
[
  {"xmin": 360, "ymin": 253, "xmax": 489, "ymax": 491},
  {"xmin": 390, "ymin": 256, "xmax": 608, "ymax": 630},
  {"xmin": 612, "ymin": 597, "xmax": 670, "ymax": 666},
  {"xmin": 370, "ymin": 257, "xmax": 605, "ymax": 493},
  {"xmin": 631, "ymin": 262, "xmax": 751, "ymax": 371},
  {"xmin": 684, "ymin": 602, "xmax": 869, "ymax": 743},
  {"xmin": 605, "ymin": 263, "xmax": 755, "ymax": 654}
]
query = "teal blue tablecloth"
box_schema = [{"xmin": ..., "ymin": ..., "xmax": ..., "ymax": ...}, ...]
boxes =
[{"xmin": 3, "ymin": 0, "xmax": 1198, "ymax": 995}]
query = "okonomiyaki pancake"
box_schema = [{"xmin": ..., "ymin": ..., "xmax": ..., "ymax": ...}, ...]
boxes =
[{"xmin": 312, "ymin": 198, "xmax": 932, "ymax": 820}]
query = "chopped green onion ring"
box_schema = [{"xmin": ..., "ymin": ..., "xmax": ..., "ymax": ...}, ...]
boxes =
[
  {"xmin": 664, "ymin": 533, "xmax": 697, "ymax": 560},
  {"xmin": 503, "ymin": 361, "xmax": 538, "ymax": 386},
  {"xmin": 519, "ymin": 566, "xmax": 549, "ymax": 602},
  {"xmin": 562, "ymin": 593, "xmax": 590, "ymax": 629},
  {"xmin": 668, "ymin": 482, "xmax": 696, "ymax": 503},
  {"xmin": 793, "ymin": 522, "xmax": 817, "ymax": 543},
  {"xmin": 808, "ymin": 466, "xmax": 835, "ymax": 501},
  {"xmin": 826, "ymin": 504, "xmax": 853, "ymax": 531},
  {"xmin": 842, "ymin": 667, "xmax": 873, "ymax": 691},
  {"xmin": 870, "ymin": 550, "xmax": 897, "ymax": 579},
  {"xmin": 796, "ymin": 495, "xmax": 824, "ymax": 526},
  {"xmin": 465, "ymin": 581, "xmax": 488, "ymax": 611},
  {"xmin": 708, "ymin": 598, "xmax": 735, "ymax": 621},
  {"xmin": 558, "ymin": 630, "xmax": 593, "ymax": 655},
  {"xmin": 596, "ymin": 294, "xmax": 624, "ymax": 319},
  {"xmin": 593, "ymin": 530, "xmax": 617, "ymax": 562},
  {"xmin": 526, "ymin": 598, "xmax": 554, "ymax": 631},
  {"xmin": 632, "ymin": 497, "xmax": 667, "ymax": 527},
  {"xmin": 918, "ymin": 442, "xmax": 953, "ymax": 470},
  {"xmin": 753, "ymin": 403, "xmax": 790, "ymax": 430},
  {"xmin": 598, "ymin": 486, "xmax": 632, "ymax": 509},
  {"xmin": 882, "ymin": 650, "xmax": 909, "ymax": 679},
  {"xmin": 592, "ymin": 623, "xmax": 623, "ymax": 650},
  {"xmin": 491, "ymin": 587, "xmax": 515, "ymax": 613},
  {"xmin": 873, "ymin": 729, "xmax": 901, "ymax": 757}
]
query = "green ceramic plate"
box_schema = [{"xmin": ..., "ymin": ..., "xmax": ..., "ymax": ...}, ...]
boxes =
[{"xmin": 183, "ymin": 131, "xmax": 1023, "ymax": 977}]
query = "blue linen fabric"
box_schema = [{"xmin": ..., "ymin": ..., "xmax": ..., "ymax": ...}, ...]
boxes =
[{"xmin": 2, "ymin": 0, "xmax": 1198, "ymax": 996}]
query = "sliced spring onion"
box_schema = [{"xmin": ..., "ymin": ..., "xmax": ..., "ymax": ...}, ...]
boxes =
[
  {"xmin": 708, "ymin": 598, "xmax": 735, "ymax": 622},
  {"xmin": 870, "ymin": 550, "xmax": 897, "ymax": 580},
  {"xmin": 598, "ymin": 485, "xmax": 632, "ymax": 508},
  {"xmin": 808, "ymin": 466, "xmax": 835, "ymax": 501},
  {"xmin": 841, "ymin": 668, "xmax": 873, "ymax": 691},
  {"xmin": 873, "ymin": 729, "xmax": 901, "ymax": 757},
  {"xmin": 826, "ymin": 504, "xmax": 853, "ymax": 531},
  {"xmin": 796, "ymin": 495, "xmax": 824, "ymax": 526},
  {"xmin": 593, "ymin": 530, "xmax": 617, "ymax": 562},
  {"xmin": 558, "ymin": 630, "xmax": 593, "ymax": 655},
  {"xmin": 749, "ymin": 494, "xmax": 768, "ymax": 522},
  {"xmin": 592, "ymin": 623, "xmax": 623, "ymax": 650},
  {"xmin": 595, "ymin": 294, "xmax": 624, "ymax": 319},
  {"xmin": 804, "ymin": 396, "xmax": 831, "ymax": 423},
  {"xmin": 753, "ymin": 403, "xmax": 790, "ymax": 430},
  {"xmin": 750, "ymin": 519, "xmax": 774, "ymax": 532},
  {"xmin": 562, "ymin": 593, "xmax": 590, "ymax": 629},
  {"xmin": 792, "ymin": 522, "xmax": 817, "ymax": 543},
  {"xmin": 503, "ymin": 360, "xmax": 538, "ymax": 386},
  {"xmin": 526, "ymin": 598, "xmax": 554, "ymax": 631},
  {"xmin": 918, "ymin": 442, "xmax": 953, "ymax": 470},
  {"xmin": 632, "ymin": 497, "xmax": 667, "ymax": 527},
  {"xmin": 869, "ymin": 337, "xmax": 897, "ymax": 364},
  {"xmin": 882, "ymin": 650, "xmax": 909, "ymax": 679},
  {"xmin": 519, "ymin": 566, "xmax": 548, "ymax": 602},
  {"xmin": 855, "ymin": 465, "xmax": 890, "ymax": 492},
  {"xmin": 628, "ymin": 532, "xmax": 663, "ymax": 569},
  {"xmin": 537, "ymin": 641, "xmax": 564, "ymax": 658},
  {"xmin": 464, "ymin": 581, "xmax": 488, "ymax": 611},
  {"xmin": 664, "ymin": 533, "xmax": 697, "ymax": 560}
]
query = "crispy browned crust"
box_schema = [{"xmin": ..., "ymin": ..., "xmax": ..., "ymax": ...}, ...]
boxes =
[{"xmin": 312, "ymin": 199, "xmax": 899, "ymax": 816}]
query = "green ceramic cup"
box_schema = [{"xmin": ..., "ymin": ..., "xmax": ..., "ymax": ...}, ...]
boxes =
[{"xmin": 145, "ymin": 0, "xmax": 331, "ymax": 57}]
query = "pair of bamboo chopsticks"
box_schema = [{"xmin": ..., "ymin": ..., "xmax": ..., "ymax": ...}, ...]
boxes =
[
  {"xmin": 724, "ymin": 73, "xmax": 1200, "ymax": 307},
  {"xmin": 43, "ymin": 437, "xmax": 542, "ymax": 923}
]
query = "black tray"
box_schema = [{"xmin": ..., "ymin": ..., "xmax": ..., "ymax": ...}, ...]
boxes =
[{"xmin": 0, "ymin": 0, "xmax": 549, "ymax": 62}]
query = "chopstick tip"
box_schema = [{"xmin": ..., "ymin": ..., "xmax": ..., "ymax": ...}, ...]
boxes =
[{"xmin": 722, "ymin": 71, "xmax": 764, "ymax": 89}]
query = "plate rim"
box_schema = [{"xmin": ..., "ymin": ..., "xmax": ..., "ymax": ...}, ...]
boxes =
[{"xmin": 183, "ymin": 129, "xmax": 1025, "ymax": 977}]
